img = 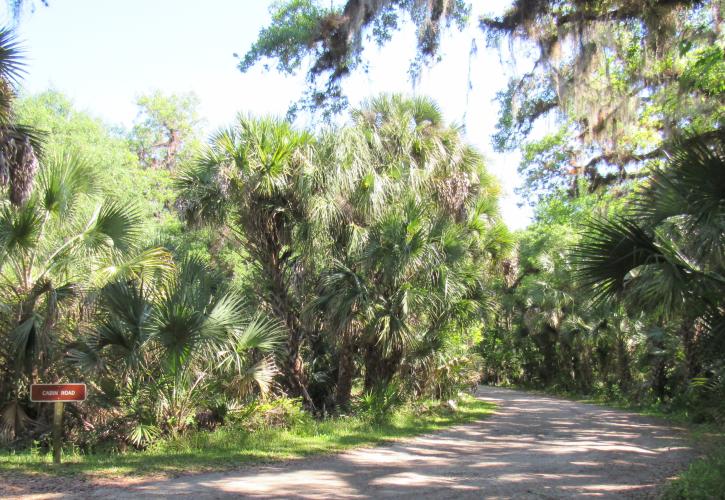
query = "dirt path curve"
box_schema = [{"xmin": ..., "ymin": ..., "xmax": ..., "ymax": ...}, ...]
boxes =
[{"xmin": 88, "ymin": 386, "xmax": 695, "ymax": 499}]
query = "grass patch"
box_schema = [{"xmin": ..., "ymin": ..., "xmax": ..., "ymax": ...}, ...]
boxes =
[
  {"xmin": 0, "ymin": 394, "xmax": 494, "ymax": 482},
  {"xmin": 662, "ymin": 429, "xmax": 725, "ymax": 500}
]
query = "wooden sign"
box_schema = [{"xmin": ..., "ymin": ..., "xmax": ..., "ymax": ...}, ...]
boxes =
[
  {"xmin": 30, "ymin": 383, "xmax": 86, "ymax": 464},
  {"xmin": 30, "ymin": 383, "xmax": 86, "ymax": 402}
]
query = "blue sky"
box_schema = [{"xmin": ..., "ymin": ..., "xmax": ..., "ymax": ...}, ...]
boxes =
[{"xmin": 4, "ymin": 0, "xmax": 533, "ymax": 228}]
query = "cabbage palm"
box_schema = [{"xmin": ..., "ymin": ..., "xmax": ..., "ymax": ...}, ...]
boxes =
[
  {"xmin": 312, "ymin": 95, "xmax": 510, "ymax": 405},
  {"xmin": 176, "ymin": 116, "xmax": 317, "ymax": 407},
  {"xmin": 575, "ymin": 132, "xmax": 725, "ymax": 383},
  {"xmin": 70, "ymin": 256, "xmax": 283, "ymax": 438},
  {"xmin": 0, "ymin": 27, "xmax": 44, "ymax": 206}
]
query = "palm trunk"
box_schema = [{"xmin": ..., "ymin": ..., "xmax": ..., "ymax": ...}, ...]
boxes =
[
  {"xmin": 363, "ymin": 342, "xmax": 401, "ymax": 391},
  {"xmin": 264, "ymin": 258, "xmax": 316, "ymax": 410},
  {"xmin": 616, "ymin": 335, "xmax": 631, "ymax": 391},
  {"xmin": 286, "ymin": 328, "xmax": 315, "ymax": 409},
  {"xmin": 334, "ymin": 331, "xmax": 356, "ymax": 410},
  {"xmin": 678, "ymin": 317, "xmax": 701, "ymax": 380}
]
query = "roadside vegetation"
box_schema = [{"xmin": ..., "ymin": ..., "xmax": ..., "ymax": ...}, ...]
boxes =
[
  {"xmin": 1, "ymin": 395, "xmax": 493, "ymax": 478},
  {"xmin": 1, "ymin": 0, "xmax": 724, "ymax": 495}
]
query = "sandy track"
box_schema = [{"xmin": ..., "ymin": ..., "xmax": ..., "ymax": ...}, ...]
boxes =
[{"xmin": 74, "ymin": 386, "xmax": 695, "ymax": 499}]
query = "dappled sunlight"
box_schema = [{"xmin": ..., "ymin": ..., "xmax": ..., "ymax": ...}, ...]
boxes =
[
  {"xmin": 369, "ymin": 472, "xmax": 464, "ymax": 488},
  {"xmin": 85, "ymin": 387, "xmax": 695, "ymax": 499},
  {"xmin": 207, "ymin": 470, "xmax": 360, "ymax": 498},
  {"xmin": 344, "ymin": 447, "xmax": 456, "ymax": 466}
]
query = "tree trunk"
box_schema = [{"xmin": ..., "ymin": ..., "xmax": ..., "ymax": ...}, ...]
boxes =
[
  {"xmin": 262, "ymin": 255, "xmax": 316, "ymax": 410},
  {"xmin": 285, "ymin": 328, "xmax": 315, "ymax": 410},
  {"xmin": 678, "ymin": 317, "xmax": 701, "ymax": 380},
  {"xmin": 536, "ymin": 326, "xmax": 558, "ymax": 385},
  {"xmin": 334, "ymin": 332, "xmax": 356, "ymax": 410},
  {"xmin": 616, "ymin": 335, "xmax": 632, "ymax": 391},
  {"xmin": 363, "ymin": 342, "xmax": 401, "ymax": 391}
]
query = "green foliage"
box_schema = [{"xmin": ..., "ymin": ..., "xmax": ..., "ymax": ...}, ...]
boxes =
[
  {"xmin": 664, "ymin": 442, "xmax": 725, "ymax": 500},
  {"xmin": 70, "ymin": 256, "xmax": 283, "ymax": 440},
  {"xmin": 176, "ymin": 95, "xmax": 508, "ymax": 412},
  {"xmin": 576, "ymin": 133, "xmax": 724, "ymax": 315},
  {"xmin": 485, "ymin": 1, "xmax": 722, "ymax": 202},
  {"xmin": 15, "ymin": 91, "xmax": 176, "ymax": 236},
  {"xmin": 239, "ymin": 0, "xmax": 471, "ymax": 117},
  {"xmin": 358, "ymin": 382, "xmax": 405, "ymax": 423},
  {"xmin": 0, "ymin": 144, "xmax": 172, "ymax": 443},
  {"xmin": 0, "ymin": 394, "xmax": 494, "ymax": 478},
  {"xmin": 486, "ymin": 129, "xmax": 725, "ymax": 426},
  {"xmin": 126, "ymin": 424, "xmax": 161, "ymax": 448},
  {"xmin": 129, "ymin": 90, "xmax": 202, "ymax": 170},
  {"xmin": 239, "ymin": 0, "xmax": 335, "ymax": 75},
  {"xmin": 231, "ymin": 397, "xmax": 311, "ymax": 430}
]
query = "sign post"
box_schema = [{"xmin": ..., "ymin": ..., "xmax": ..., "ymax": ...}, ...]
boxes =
[
  {"xmin": 30, "ymin": 383, "xmax": 86, "ymax": 464},
  {"xmin": 52, "ymin": 401, "xmax": 63, "ymax": 464}
]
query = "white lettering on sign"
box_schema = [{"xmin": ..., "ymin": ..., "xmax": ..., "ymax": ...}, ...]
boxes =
[{"xmin": 30, "ymin": 383, "xmax": 87, "ymax": 402}]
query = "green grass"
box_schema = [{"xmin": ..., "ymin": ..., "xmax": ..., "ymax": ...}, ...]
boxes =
[
  {"xmin": 0, "ymin": 395, "xmax": 494, "ymax": 482},
  {"xmin": 662, "ymin": 429, "xmax": 725, "ymax": 500}
]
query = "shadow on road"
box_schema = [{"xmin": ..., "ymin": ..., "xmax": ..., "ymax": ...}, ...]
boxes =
[{"xmin": 85, "ymin": 386, "xmax": 693, "ymax": 499}]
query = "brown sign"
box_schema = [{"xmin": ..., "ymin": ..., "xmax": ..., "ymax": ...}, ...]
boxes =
[{"xmin": 31, "ymin": 383, "xmax": 86, "ymax": 402}]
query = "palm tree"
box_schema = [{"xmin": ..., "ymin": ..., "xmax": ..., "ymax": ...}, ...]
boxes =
[
  {"xmin": 0, "ymin": 27, "xmax": 43, "ymax": 206},
  {"xmin": 312, "ymin": 95, "xmax": 510, "ymax": 405},
  {"xmin": 0, "ymin": 151, "xmax": 171, "ymax": 441},
  {"xmin": 176, "ymin": 116, "xmax": 318, "ymax": 408},
  {"xmin": 69, "ymin": 256, "xmax": 283, "ymax": 441},
  {"xmin": 178, "ymin": 97, "xmax": 510, "ymax": 410},
  {"xmin": 575, "ymin": 131, "xmax": 725, "ymax": 394}
]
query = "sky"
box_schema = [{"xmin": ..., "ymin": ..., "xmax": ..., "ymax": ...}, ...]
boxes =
[{"xmin": 3, "ymin": 0, "xmax": 534, "ymax": 229}]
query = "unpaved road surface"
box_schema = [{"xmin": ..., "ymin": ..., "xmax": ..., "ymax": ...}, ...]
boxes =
[{"xmin": 5, "ymin": 387, "xmax": 697, "ymax": 499}]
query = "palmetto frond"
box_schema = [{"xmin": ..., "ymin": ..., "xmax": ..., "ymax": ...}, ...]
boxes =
[
  {"xmin": 81, "ymin": 201, "xmax": 143, "ymax": 255},
  {"xmin": 95, "ymin": 246, "xmax": 174, "ymax": 287},
  {"xmin": 574, "ymin": 216, "xmax": 667, "ymax": 302},
  {"xmin": 312, "ymin": 261, "xmax": 369, "ymax": 335},
  {"xmin": 231, "ymin": 314, "xmax": 284, "ymax": 352},
  {"xmin": 634, "ymin": 132, "xmax": 725, "ymax": 265},
  {"xmin": 38, "ymin": 150, "xmax": 97, "ymax": 218},
  {"xmin": 0, "ymin": 400, "xmax": 30, "ymax": 443},
  {"xmin": 175, "ymin": 161, "xmax": 228, "ymax": 227},
  {"xmin": 0, "ymin": 28, "xmax": 24, "ymax": 88},
  {"xmin": 0, "ymin": 198, "xmax": 42, "ymax": 256},
  {"xmin": 576, "ymin": 129, "xmax": 725, "ymax": 317}
]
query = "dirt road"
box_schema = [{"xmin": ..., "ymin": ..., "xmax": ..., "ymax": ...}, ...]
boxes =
[{"xmin": 78, "ymin": 386, "xmax": 695, "ymax": 499}]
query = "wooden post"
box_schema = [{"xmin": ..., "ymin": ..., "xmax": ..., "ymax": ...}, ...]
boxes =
[
  {"xmin": 52, "ymin": 401, "xmax": 63, "ymax": 464},
  {"xmin": 30, "ymin": 383, "xmax": 86, "ymax": 465}
]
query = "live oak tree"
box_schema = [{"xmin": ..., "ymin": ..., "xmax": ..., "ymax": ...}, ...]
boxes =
[
  {"xmin": 238, "ymin": 0, "xmax": 471, "ymax": 118},
  {"xmin": 242, "ymin": 1, "xmax": 723, "ymax": 201},
  {"xmin": 483, "ymin": 0, "xmax": 724, "ymax": 202},
  {"xmin": 129, "ymin": 91, "xmax": 202, "ymax": 171}
]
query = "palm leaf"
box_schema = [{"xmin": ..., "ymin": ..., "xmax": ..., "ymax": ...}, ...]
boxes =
[
  {"xmin": 574, "ymin": 216, "xmax": 667, "ymax": 302},
  {"xmin": 0, "ymin": 28, "xmax": 24, "ymax": 86},
  {"xmin": 0, "ymin": 199, "xmax": 41, "ymax": 255},
  {"xmin": 95, "ymin": 247, "xmax": 174, "ymax": 286},
  {"xmin": 81, "ymin": 201, "xmax": 142, "ymax": 255},
  {"xmin": 634, "ymin": 131, "xmax": 725, "ymax": 263},
  {"xmin": 38, "ymin": 150, "xmax": 98, "ymax": 218}
]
